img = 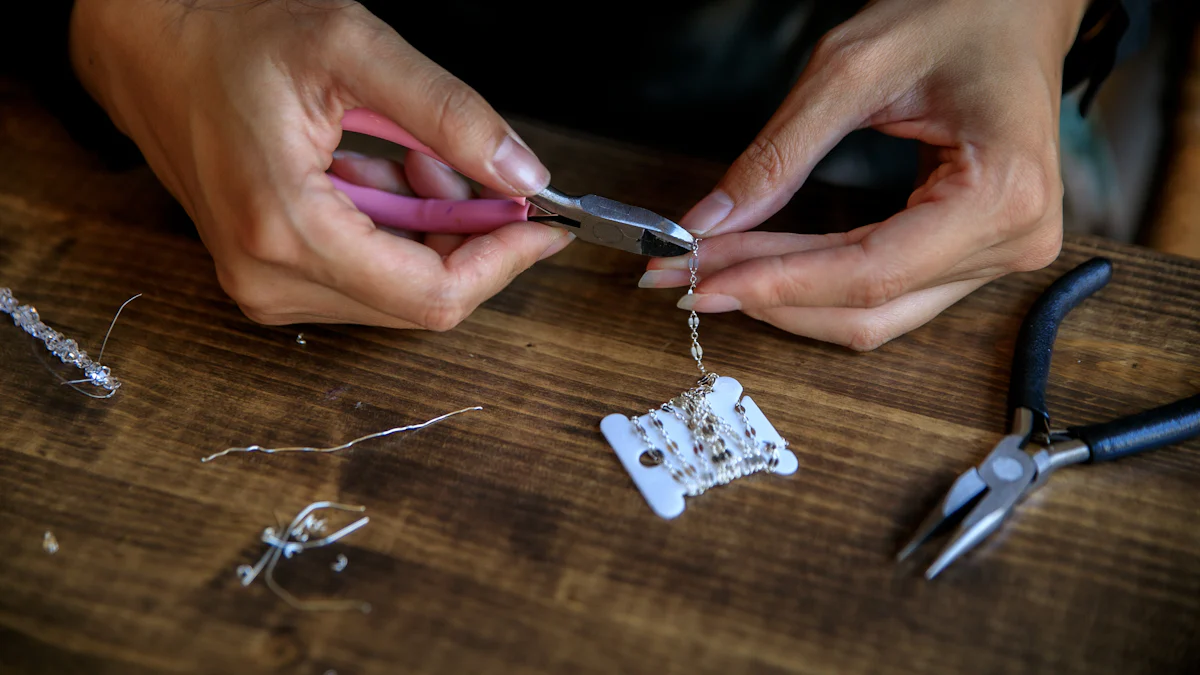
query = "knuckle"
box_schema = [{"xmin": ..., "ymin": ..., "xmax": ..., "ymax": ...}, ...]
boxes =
[
  {"xmin": 810, "ymin": 30, "xmax": 878, "ymax": 82},
  {"xmin": 216, "ymin": 268, "xmax": 279, "ymax": 325},
  {"xmin": 763, "ymin": 257, "xmax": 815, "ymax": 307},
  {"xmin": 315, "ymin": 9, "xmax": 375, "ymax": 62},
  {"xmin": 429, "ymin": 75, "xmax": 490, "ymax": 144},
  {"xmin": 322, "ymin": 3, "xmax": 387, "ymax": 50},
  {"xmin": 416, "ymin": 235, "xmax": 519, "ymax": 331},
  {"xmin": 846, "ymin": 319, "xmax": 894, "ymax": 352},
  {"xmin": 848, "ymin": 265, "xmax": 909, "ymax": 309},
  {"xmin": 811, "ymin": 31, "xmax": 850, "ymax": 68},
  {"xmin": 239, "ymin": 306, "xmax": 289, "ymax": 326},
  {"xmin": 321, "ymin": 4, "xmax": 364, "ymax": 40},
  {"xmin": 476, "ymin": 234, "xmax": 525, "ymax": 284},
  {"xmin": 234, "ymin": 214, "xmax": 299, "ymax": 267},
  {"xmin": 741, "ymin": 135, "xmax": 789, "ymax": 191},
  {"xmin": 418, "ymin": 288, "xmax": 469, "ymax": 332},
  {"xmin": 1010, "ymin": 224, "xmax": 1064, "ymax": 273},
  {"xmin": 999, "ymin": 155, "xmax": 1060, "ymax": 237}
]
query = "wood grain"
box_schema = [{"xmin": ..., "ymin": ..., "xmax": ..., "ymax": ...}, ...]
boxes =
[{"xmin": 2, "ymin": 79, "xmax": 1199, "ymax": 675}]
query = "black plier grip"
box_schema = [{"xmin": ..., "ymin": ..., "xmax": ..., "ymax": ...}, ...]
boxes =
[
  {"xmin": 1070, "ymin": 394, "xmax": 1200, "ymax": 462},
  {"xmin": 900, "ymin": 256, "xmax": 1200, "ymax": 578},
  {"xmin": 1007, "ymin": 255, "xmax": 1200, "ymax": 462},
  {"xmin": 1007, "ymin": 257, "xmax": 1113, "ymax": 437}
]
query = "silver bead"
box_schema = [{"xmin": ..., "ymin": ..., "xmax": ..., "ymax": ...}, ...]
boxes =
[
  {"xmin": 690, "ymin": 343, "xmax": 703, "ymax": 361},
  {"xmin": 236, "ymin": 565, "xmax": 256, "ymax": 584}
]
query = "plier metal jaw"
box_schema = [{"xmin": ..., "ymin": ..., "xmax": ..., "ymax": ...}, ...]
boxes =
[
  {"xmin": 527, "ymin": 187, "xmax": 695, "ymax": 258},
  {"xmin": 895, "ymin": 413, "xmax": 1090, "ymax": 579},
  {"xmin": 897, "ymin": 258, "xmax": 1200, "ymax": 579}
]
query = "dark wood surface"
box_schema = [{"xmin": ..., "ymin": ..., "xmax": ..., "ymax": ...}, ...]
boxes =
[{"xmin": 2, "ymin": 79, "xmax": 1200, "ymax": 675}]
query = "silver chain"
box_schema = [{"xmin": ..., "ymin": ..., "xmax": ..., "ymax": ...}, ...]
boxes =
[
  {"xmin": 687, "ymin": 239, "xmax": 706, "ymax": 377},
  {"xmin": 625, "ymin": 237, "xmax": 783, "ymax": 498},
  {"xmin": 629, "ymin": 412, "xmax": 691, "ymax": 486}
]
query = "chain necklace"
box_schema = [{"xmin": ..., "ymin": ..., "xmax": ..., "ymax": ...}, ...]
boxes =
[
  {"xmin": 686, "ymin": 242, "xmax": 706, "ymax": 377},
  {"xmin": 620, "ymin": 239, "xmax": 791, "ymax": 505}
]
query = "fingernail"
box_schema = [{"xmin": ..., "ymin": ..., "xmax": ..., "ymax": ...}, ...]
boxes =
[
  {"xmin": 680, "ymin": 190, "xmax": 734, "ymax": 235},
  {"xmin": 539, "ymin": 231, "xmax": 575, "ymax": 261},
  {"xmin": 494, "ymin": 135, "xmax": 550, "ymax": 195},
  {"xmin": 638, "ymin": 269, "xmax": 691, "ymax": 288},
  {"xmin": 677, "ymin": 293, "xmax": 741, "ymax": 312}
]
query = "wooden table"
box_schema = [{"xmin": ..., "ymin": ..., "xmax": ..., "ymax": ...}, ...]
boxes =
[{"xmin": 2, "ymin": 81, "xmax": 1199, "ymax": 675}]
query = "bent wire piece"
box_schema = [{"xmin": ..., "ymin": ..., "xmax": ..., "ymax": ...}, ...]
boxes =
[
  {"xmin": 896, "ymin": 434, "xmax": 1037, "ymax": 579},
  {"xmin": 237, "ymin": 501, "xmax": 371, "ymax": 613},
  {"xmin": 201, "ymin": 406, "xmax": 482, "ymax": 462},
  {"xmin": 57, "ymin": 293, "xmax": 143, "ymax": 398}
]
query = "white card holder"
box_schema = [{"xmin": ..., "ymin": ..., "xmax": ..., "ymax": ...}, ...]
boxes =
[{"xmin": 600, "ymin": 376, "xmax": 798, "ymax": 519}]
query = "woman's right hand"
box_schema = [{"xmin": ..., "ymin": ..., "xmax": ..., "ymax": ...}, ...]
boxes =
[{"xmin": 69, "ymin": 0, "xmax": 571, "ymax": 329}]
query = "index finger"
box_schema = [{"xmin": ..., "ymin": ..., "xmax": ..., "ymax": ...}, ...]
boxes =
[
  {"xmin": 301, "ymin": 182, "xmax": 572, "ymax": 331},
  {"xmin": 687, "ymin": 182, "xmax": 1000, "ymax": 311},
  {"xmin": 679, "ymin": 31, "xmax": 923, "ymax": 237}
]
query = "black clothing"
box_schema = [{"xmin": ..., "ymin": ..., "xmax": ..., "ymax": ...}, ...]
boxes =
[{"xmin": 2, "ymin": 1, "xmax": 1147, "ymax": 182}]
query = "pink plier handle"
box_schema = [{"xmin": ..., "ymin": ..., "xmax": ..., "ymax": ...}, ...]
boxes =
[{"xmin": 332, "ymin": 108, "xmax": 530, "ymax": 233}]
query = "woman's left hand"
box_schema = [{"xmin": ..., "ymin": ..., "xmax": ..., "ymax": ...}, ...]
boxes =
[{"xmin": 640, "ymin": 0, "xmax": 1089, "ymax": 350}]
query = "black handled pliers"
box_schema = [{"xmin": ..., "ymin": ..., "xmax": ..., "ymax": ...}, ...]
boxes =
[{"xmin": 897, "ymin": 257, "xmax": 1200, "ymax": 579}]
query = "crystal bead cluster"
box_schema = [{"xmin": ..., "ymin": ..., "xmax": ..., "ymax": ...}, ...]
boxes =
[{"xmin": 1, "ymin": 287, "xmax": 120, "ymax": 393}]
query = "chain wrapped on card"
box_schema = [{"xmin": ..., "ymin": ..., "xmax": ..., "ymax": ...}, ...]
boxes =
[{"xmin": 601, "ymin": 240, "xmax": 798, "ymax": 519}]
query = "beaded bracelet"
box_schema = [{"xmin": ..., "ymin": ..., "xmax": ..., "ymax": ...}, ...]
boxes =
[{"xmin": 1, "ymin": 287, "xmax": 120, "ymax": 395}]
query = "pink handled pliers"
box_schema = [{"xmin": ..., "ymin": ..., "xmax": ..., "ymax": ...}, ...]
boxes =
[{"xmin": 332, "ymin": 108, "xmax": 695, "ymax": 258}]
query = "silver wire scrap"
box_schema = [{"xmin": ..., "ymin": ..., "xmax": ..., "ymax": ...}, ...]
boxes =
[
  {"xmin": 201, "ymin": 406, "xmax": 483, "ymax": 462},
  {"xmin": 237, "ymin": 501, "xmax": 371, "ymax": 613}
]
